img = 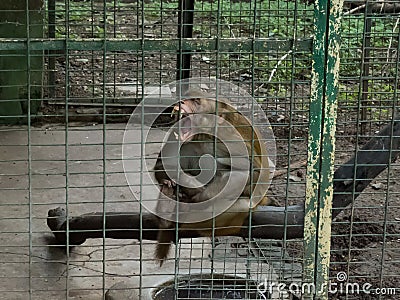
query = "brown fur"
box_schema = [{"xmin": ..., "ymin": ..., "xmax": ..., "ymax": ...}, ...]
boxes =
[{"xmin": 154, "ymin": 91, "xmax": 272, "ymax": 264}]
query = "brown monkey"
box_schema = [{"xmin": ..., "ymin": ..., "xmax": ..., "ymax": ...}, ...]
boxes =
[
  {"xmin": 153, "ymin": 122, "xmax": 244, "ymax": 264},
  {"xmin": 153, "ymin": 91, "xmax": 272, "ymax": 265},
  {"xmin": 170, "ymin": 91, "xmax": 271, "ymax": 206}
]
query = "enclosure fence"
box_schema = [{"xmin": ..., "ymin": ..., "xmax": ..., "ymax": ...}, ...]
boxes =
[{"xmin": 0, "ymin": 0, "xmax": 399, "ymax": 299}]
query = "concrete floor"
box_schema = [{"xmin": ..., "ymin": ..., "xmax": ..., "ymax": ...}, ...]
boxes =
[{"xmin": 0, "ymin": 123, "xmax": 281, "ymax": 300}]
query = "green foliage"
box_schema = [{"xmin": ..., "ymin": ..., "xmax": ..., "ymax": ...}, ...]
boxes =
[
  {"xmin": 191, "ymin": 0, "xmax": 314, "ymax": 38},
  {"xmin": 52, "ymin": 1, "xmax": 131, "ymax": 38},
  {"xmin": 47, "ymin": 0, "xmax": 399, "ymax": 107}
]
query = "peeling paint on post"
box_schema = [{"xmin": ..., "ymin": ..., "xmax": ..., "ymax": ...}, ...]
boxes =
[
  {"xmin": 303, "ymin": 0, "xmax": 344, "ymax": 299},
  {"xmin": 303, "ymin": 0, "xmax": 329, "ymax": 297},
  {"xmin": 315, "ymin": 0, "xmax": 344, "ymax": 298}
]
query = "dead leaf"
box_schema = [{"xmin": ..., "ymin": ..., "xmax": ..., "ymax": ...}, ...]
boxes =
[
  {"xmin": 289, "ymin": 175, "xmax": 302, "ymax": 182},
  {"xmin": 371, "ymin": 182, "xmax": 383, "ymax": 190},
  {"xmin": 277, "ymin": 115, "xmax": 285, "ymax": 122},
  {"xmin": 201, "ymin": 56, "xmax": 211, "ymax": 63}
]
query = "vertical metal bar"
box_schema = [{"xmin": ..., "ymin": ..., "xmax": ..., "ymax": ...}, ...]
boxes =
[
  {"xmin": 102, "ymin": 0, "xmax": 107, "ymax": 297},
  {"xmin": 139, "ymin": 1, "xmax": 145, "ymax": 297},
  {"xmin": 303, "ymin": 0, "xmax": 344, "ymax": 299},
  {"xmin": 159, "ymin": 0, "xmax": 164, "ymax": 97},
  {"xmin": 360, "ymin": 3, "xmax": 372, "ymax": 135},
  {"xmin": 175, "ymin": 0, "xmax": 194, "ymax": 291},
  {"xmin": 281, "ymin": 0, "xmax": 299, "ymax": 287},
  {"xmin": 112, "ymin": 0, "xmax": 117, "ymax": 102},
  {"xmin": 176, "ymin": 0, "xmax": 194, "ymax": 89},
  {"xmin": 342, "ymin": 7, "xmax": 384, "ymax": 279},
  {"xmin": 25, "ymin": 0, "xmax": 32, "ymax": 298},
  {"xmin": 48, "ymin": 0, "xmax": 56, "ymax": 99},
  {"xmin": 346, "ymin": 1, "xmax": 372, "ymax": 286},
  {"xmin": 314, "ymin": 0, "xmax": 343, "ymax": 297},
  {"xmin": 91, "ymin": 0, "xmax": 95, "ymax": 102},
  {"xmin": 209, "ymin": 2, "xmax": 222, "ymax": 293},
  {"xmin": 246, "ymin": 1, "xmax": 257, "ymax": 295},
  {"xmin": 302, "ymin": 0, "xmax": 329, "ymax": 294},
  {"xmin": 64, "ymin": 0, "xmax": 70, "ymax": 298}
]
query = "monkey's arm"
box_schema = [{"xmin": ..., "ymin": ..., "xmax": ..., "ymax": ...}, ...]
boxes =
[
  {"xmin": 179, "ymin": 170, "xmax": 249, "ymax": 203},
  {"xmin": 153, "ymin": 152, "xmax": 171, "ymax": 185}
]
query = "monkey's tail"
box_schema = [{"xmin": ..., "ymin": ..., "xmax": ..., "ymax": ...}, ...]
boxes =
[{"xmin": 155, "ymin": 230, "xmax": 175, "ymax": 267}]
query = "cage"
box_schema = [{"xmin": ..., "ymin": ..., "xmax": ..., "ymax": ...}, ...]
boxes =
[{"xmin": 0, "ymin": 0, "xmax": 399, "ymax": 299}]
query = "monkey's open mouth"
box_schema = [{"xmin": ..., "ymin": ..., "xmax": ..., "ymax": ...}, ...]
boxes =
[
  {"xmin": 171, "ymin": 101, "xmax": 193, "ymax": 119},
  {"xmin": 171, "ymin": 102, "xmax": 193, "ymax": 141}
]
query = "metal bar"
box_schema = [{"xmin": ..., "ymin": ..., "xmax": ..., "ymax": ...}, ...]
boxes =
[
  {"xmin": 360, "ymin": 5, "xmax": 372, "ymax": 135},
  {"xmin": 64, "ymin": 0, "xmax": 71, "ymax": 297},
  {"xmin": 314, "ymin": 0, "xmax": 344, "ymax": 297},
  {"xmin": 302, "ymin": 0, "xmax": 329, "ymax": 294},
  {"xmin": 47, "ymin": 0, "xmax": 56, "ymax": 99},
  {"xmin": 101, "ymin": 0, "xmax": 107, "ymax": 296},
  {"xmin": 25, "ymin": 1, "xmax": 32, "ymax": 298},
  {"xmin": 0, "ymin": 38, "xmax": 314, "ymax": 52},
  {"xmin": 303, "ymin": 0, "xmax": 344, "ymax": 299},
  {"xmin": 139, "ymin": 2, "xmax": 145, "ymax": 297},
  {"xmin": 176, "ymin": 0, "xmax": 194, "ymax": 83}
]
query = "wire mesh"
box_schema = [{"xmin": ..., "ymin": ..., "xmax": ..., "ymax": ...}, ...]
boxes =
[
  {"xmin": 0, "ymin": 0, "xmax": 398, "ymax": 299},
  {"xmin": 330, "ymin": 1, "xmax": 400, "ymax": 298}
]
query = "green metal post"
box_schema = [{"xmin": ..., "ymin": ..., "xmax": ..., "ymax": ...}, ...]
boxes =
[{"xmin": 303, "ymin": 0, "xmax": 344, "ymax": 299}]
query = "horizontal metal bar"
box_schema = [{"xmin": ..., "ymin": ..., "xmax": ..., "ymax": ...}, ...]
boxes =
[{"xmin": 0, "ymin": 38, "xmax": 313, "ymax": 52}]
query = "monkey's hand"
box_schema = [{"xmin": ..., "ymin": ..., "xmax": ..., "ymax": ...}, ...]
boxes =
[{"xmin": 161, "ymin": 179, "xmax": 176, "ymax": 189}]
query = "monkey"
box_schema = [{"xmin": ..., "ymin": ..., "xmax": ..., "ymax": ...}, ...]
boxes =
[
  {"xmin": 156, "ymin": 90, "xmax": 270, "ymax": 203},
  {"xmin": 153, "ymin": 91, "xmax": 272, "ymax": 265},
  {"xmin": 153, "ymin": 121, "xmax": 243, "ymax": 259}
]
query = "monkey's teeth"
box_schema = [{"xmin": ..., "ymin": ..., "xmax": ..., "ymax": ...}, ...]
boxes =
[
  {"xmin": 171, "ymin": 106, "xmax": 185, "ymax": 119},
  {"xmin": 170, "ymin": 108, "xmax": 178, "ymax": 118}
]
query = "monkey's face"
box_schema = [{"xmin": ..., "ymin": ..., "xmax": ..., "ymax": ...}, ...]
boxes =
[
  {"xmin": 171, "ymin": 98, "xmax": 205, "ymax": 123},
  {"xmin": 170, "ymin": 99, "xmax": 194, "ymax": 141},
  {"xmin": 171, "ymin": 98, "xmax": 230, "ymax": 141},
  {"xmin": 172, "ymin": 98, "xmax": 227, "ymax": 116}
]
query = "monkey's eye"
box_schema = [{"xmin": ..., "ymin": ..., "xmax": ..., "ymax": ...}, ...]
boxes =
[{"xmin": 192, "ymin": 98, "xmax": 201, "ymax": 105}]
